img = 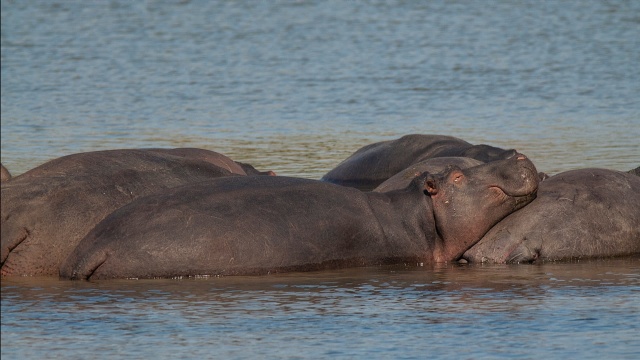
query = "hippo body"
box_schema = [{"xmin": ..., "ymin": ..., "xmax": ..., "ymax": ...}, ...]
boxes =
[
  {"xmin": 463, "ymin": 168, "xmax": 640, "ymax": 263},
  {"xmin": 61, "ymin": 153, "xmax": 539, "ymax": 280},
  {"xmin": 1, "ymin": 164, "xmax": 10, "ymax": 182},
  {"xmin": 321, "ymin": 134, "xmax": 514, "ymax": 191},
  {"xmin": 1, "ymin": 148, "xmax": 271, "ymax": 276}
]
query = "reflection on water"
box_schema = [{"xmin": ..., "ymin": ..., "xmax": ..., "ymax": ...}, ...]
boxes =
[{"xmin": 3, "ymin": 258, "xmax": 640, "ymax": 359}]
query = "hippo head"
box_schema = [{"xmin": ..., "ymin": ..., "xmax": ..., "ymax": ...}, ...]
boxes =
[{"xmin": 423, "ymin": 153, "xmax": 539, "ymax": 261}]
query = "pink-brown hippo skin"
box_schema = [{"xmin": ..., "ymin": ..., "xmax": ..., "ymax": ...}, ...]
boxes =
[
  {"xmin": 60, "ymin": 152, "xmax": 539, "ymax": 280},
  {"xmin": 321, "ymin": 134, "xmax": 516, "ymax": 191},
  {"xmin": 463, "ymin": 168, "xmax": 640, "ymax": 263},
  {"xmin": 1, "ymin": 148, "xmax": 272, "ymax": 277},
  {"xmin": 1, "ymin": 163, "xmax": 11, "ymax": 182}
]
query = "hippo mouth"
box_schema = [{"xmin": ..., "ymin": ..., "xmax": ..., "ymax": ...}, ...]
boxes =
[
  {"xmin": 488, "ymin": 154, "xmax": 540, "ymax": 201},
  {"xmin": 512, "ymin": 192, "xmax": 536, "ymax": 210},
  {"xmin": 489, "ymin": 185, "xmax": 537, "ymax": 210}
]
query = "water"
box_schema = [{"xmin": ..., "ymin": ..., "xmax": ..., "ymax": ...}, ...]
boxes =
[
  {"xmin": 1, "ymin": 0, "xmax": 639, "ymax": 358},
  {"xmin": 2, "ymin": 0, "xmax": 639, "ymax": 178},
  {"xmin": 2, "ymin": 259, "xmax": 640, "ymax": 359}
]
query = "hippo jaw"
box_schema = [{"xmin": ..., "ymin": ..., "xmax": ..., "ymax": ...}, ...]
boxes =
[
  {"xmin": 511, "ymin": 192, "xmax": 537, "ymax": 210},
  {"xmin": 426, "ymin": 153, "xmax": 539, "ymax": 262},
  {"xmin": 487, "ymin": 184, "xmax": 538, "ymax": 212}
]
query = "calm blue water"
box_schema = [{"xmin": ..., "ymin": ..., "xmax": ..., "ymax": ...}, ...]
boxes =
[{"xmin": 1, "ymin": 0, "xmax": 639, "ymax": 358}]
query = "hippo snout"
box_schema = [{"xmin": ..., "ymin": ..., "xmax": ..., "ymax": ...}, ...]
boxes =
[{"xmin": 495, "ymin": 152, "xmax": 539, "ymax": 198}]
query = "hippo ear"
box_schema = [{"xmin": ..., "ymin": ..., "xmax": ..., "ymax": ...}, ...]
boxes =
[{"xmin": 425, "ymin": 174, "xmax": 438, "ymax": 195}]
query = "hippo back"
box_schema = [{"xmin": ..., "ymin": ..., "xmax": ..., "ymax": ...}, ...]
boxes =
[
  {"xmin": 1, "ymin": 148, "xmax": 269, "ymax": 277},
  {"xmin": 0, "ymin": 164, "xmax": 10, "ymax": 182},
  {"xmin": 321, "ymin": 134, "xmax": 513, "ymax": 191},
  {"xmin": 321, "ymin": 134, "xmax": 472, "ymax": 190},
  {"xmin": 463, "ymin": 168, "xmax": 640, "ymax": 263}
]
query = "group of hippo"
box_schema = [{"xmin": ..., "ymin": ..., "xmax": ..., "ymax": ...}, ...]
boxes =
[{"xmin": 1, "ymin": 134, "xmax": 638, "ymax": 280}]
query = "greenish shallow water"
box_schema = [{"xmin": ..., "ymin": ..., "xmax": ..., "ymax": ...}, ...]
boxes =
[{"xmin": 1, "ymin": 0, "xmax": 639, "ymax": 358}]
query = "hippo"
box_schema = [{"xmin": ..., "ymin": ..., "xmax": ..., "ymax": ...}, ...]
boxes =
[
  {"xmin": 373, "ymin": 155, "xmax": 550, "ymax": 193},
  {"xmin": 1, "ymin": 148, "xmax": 273, "ymax": 277},
  {"xmin": 462, "ymin": 168, "xmax": 640, "ymax": 263},
  {"xmin": 60, "ymin": 152, "xmax": 539, "ymax": 280},
  {"xmin": 629, "ymin": 166, "xmax": 640, "ymax": 177},
  {"xmin": 373, "ymin": 157, "xmax": 485, "ymax": 193},
  {"xmin": 321, "ymin": 134, "xmax": 516, "ymax": 191},
  {"xmin": 1, "ymin": 163, "xmax": 10, "ymax": 182}
]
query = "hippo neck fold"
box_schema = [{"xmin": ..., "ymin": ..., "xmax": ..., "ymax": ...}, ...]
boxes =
[{"xmin": 364, "ymin": 183, "xmax": 441, "ymax": 264}]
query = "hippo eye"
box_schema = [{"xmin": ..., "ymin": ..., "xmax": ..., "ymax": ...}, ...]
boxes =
[{"xmin": 453, "ymin": 174, "xmax": 463, "ymax": 182}]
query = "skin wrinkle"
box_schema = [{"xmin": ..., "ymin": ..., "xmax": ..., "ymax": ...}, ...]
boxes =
[
  {"xmin": 222, "ymin": 234, "xmax": 234, "ymax": 263},
  {"xmin": 507, "ymin": 251, "xmax": 524, "ymax": 263},
  {"xmin": 83, "ymin": 251, "xmax": 109, "ymax": 281},
  {"xmin": 1, "ymin": 227, "xmax": 31, "ymax": 267},
  {"xmin": 365, "ymin": 195, "xmax": 395, "ymax": 259}
]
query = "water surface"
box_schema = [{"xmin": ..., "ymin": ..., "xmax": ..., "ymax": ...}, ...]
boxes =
[
  {"xmin": 3, "ymin": 259, "xmax": 640, "ymax": 359},
  {"xmin": 2, "ymin": 0, "xmax": 639, "ymax": 177}
]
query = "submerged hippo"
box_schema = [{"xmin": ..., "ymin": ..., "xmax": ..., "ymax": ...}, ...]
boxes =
[
  {"xmin": 629, "ymin": 166, "xmax": 640, "ymax": 177},
  {"xmin": 1, "ymin": 163, "xmax": 10, "ymax": 182},
  {"xmin": 463, "ymin": 168, "xmax": 640, "ymax": 263},
  {"xmin": 1, "ymin": 148, "xmax": 273, "ymax": 277},
  {"xmin": 321, "ymin": 134, "xmax": 515, "ymax": 191},
  {"xmin": 60, "ymin": 153, "xmax": 539, "ymax": 280}
]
